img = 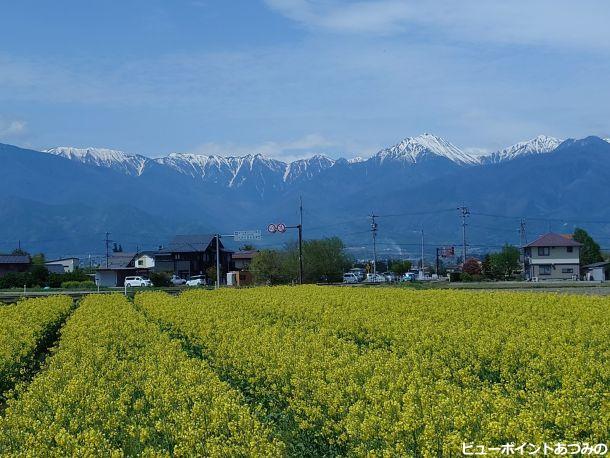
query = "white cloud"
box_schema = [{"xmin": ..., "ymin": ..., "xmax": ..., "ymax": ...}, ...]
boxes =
[
  {"xmin": 0, "ymin": 119, "xmax": 27, "ymax": 139},
  {"xmin": 264, "ymin": 0, "xmax": 610, "ymax": 51}
]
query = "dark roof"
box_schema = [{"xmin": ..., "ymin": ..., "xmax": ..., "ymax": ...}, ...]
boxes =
[
  {"xmin": 0, "ymin": 255, "xmax": 31, "ymax": 264},
  {"xmin": 99, "ymin": 253, "xmax": 137, "ymax": 270},
  {"xmin": 135, "ymin": 250, "xmax": 157, "ymax": 257},
  {"xmin": 524, "ymin": 233, "xmax": 583, "ymax": 248},
  {"xmin": 583, "ymin": 261, "xmax": 610, "ymax": 269},
  {"xmin": 163, "ymin": 235, "xmax": 224, "ymax": 253},
  {"xmin": 45, "ymin": 264, "xmax": 66, "ymax": 274},
  {"xmin": 46, "ymin": 257, "xmax": 79, "ymax": 263},
  {"xmin": 233, "ymin": 250, "xmax": 258, "ymax": 260}
]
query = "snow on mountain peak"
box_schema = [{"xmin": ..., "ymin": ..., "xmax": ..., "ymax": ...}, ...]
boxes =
[
  {"xmin": 45, "ymin": 147, "xmax": 148, "ymax": 175},
  {"xmin": 374, "ymin": 133, "xmax": 479, "ymax": 166},
  {"xmin": 481, "ymin": 135, "xmax": 561, "ymax": 164}
]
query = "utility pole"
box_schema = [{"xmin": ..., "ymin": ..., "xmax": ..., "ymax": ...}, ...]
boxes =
[
  {"xmin": 519, "ymin": 218, "xmax": 527, "ymax": 247},
  {"xmin": 420, "ymin": 229, "xmax": 425, "ymax": 279},
  {"xmin": 457, "ymin": 206, "xmax": 469, "ymax": 264},
  {"xmin": 436, "ymin": 248, "xmax": 440, "ymax": 276},
  {"xmin": 105, "ymin": 232, "xmax": 111, "ymax": 268},
  {"xmin": 298, "ymin": 196, "xmax": 304, "ymax": 285},
  {"xmin": 215, "ymin": 234, "xmax": 221, "ymax": 289},
  {"xmin": 370, "ymin": 213, "xmax": 378, "ymax": 275}
]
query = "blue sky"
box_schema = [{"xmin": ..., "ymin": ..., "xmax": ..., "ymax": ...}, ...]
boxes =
[{"xmin": 1, "ymin": 0, "xmax": 609, "ymax": 160}]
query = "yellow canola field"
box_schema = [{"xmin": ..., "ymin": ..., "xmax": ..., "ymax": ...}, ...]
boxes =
[
  {"xmin": 0, "ymin": 296, "xmax": 73, "ymax": 400},
  {"xmin": 0, "ymin": 294, "xmax": 284, "ymax": 457},
  {"xmin": 137, "ymin": 287, "xmax": 610, "ymax": 457}
]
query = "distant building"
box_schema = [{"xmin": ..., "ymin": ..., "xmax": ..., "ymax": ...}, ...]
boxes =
[
  {"xmin": 232, "ymin": 250, "xmax": 258, "ymax": 270},
  {"xmin": 134, "ymin": 252, "xmax": 155, "ymax": 269},
  {"xmin": 45, "ymin": 257, "xmax": 80, "ymax": 273},
  {"xmin": 0, "ymin": 255, "xmax": 31, "ymax": 277},
  {"xmin": 523, "ymin": 233, "xmax": 582, "ymax": 281},
  {"xmin": 95, "ymin": 253, "xmax": 150, "ymax": 287},
  {"xmin": 154, "ymin": 235, "xmax": 232, "ymax": 280},
  {"xmin": 583, "ymin": 261, "xmax": 610, "ymax": 282}
]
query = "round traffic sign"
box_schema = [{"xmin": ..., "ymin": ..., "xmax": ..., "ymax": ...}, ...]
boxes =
[
  {"xmin": 277, "ymin": 223, "xmax": 286, "ymax": 233},
  {"xmin": 267, "ymin": 224, "xmax": 277, "ymax": 233}
]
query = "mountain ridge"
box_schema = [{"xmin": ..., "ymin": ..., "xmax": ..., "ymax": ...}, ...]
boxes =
[{"xmin": 3, "ymin": 134, "xmax": 609, "ymax": 257}]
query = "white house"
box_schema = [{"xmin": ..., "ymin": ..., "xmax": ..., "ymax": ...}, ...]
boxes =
[
  {"xmin": 45, "ymin": 257, "xmax": 80, "ymax": 273},
  {"xmin": 523, "ymin": 233, "xmax": 582, "ymax": 281},
  {"xmin": 134, "ymin": 252, "xmax": 155, "ymax": 269}
]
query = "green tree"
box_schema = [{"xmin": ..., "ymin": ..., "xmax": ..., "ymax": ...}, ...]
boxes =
[
  {"xmin": 31, "ymin": 253, "xmax": 46, "ymax": 266},
  {"xmin": 301, "ymin": 237, "xmax": 352, "ymax": 283},
  {"xmin": 573, "ymin": 228, "xmax": 603, "ymax": 266},
  {"xmin": 250, "ymin": 250, "xmax": 287, "ymax": 285},
  {"xmin": 389, "ymin": 260, "xmax": 412, "ymax": 276},
  {"xmin": 488, "ymin": 244, "xmax": 521, "ymax": 280},
  {"xmin": 239, "ymin": 244, "xmax": 256, "ymax": 251}
]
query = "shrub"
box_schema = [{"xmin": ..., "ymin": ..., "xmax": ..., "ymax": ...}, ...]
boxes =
[{"xmin": 149, "ymin": 272, "xmax": 171, "ymax": 287}]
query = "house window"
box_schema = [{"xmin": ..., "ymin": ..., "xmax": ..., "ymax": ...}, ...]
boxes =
[
  {"xmin": 538, "ymin": 247, "xmax": 550, "ymax": 256},
  {"xmin": 539, "ymin": 265, "xmax": 552, "ymax": 275},
  {"xmin": 561, "ymin": 268, "xmax": 573, "ymax": 274},
  {"xmin": 567, "ymin": 246, "xmax": 573, "ymax": 253},
  {"xmin": 138, "ymin": 260, "xmax": 144, "ymax": 266}
]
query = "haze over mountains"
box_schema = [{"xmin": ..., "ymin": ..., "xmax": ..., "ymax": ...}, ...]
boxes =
[{"xmin": 2, "ymin": 134, "xmax": 610, "ymax": 258}]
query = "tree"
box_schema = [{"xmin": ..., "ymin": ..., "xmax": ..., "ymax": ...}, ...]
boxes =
[
  {"xmin": 205, "ymin": 266, "xmax": 217, "ymax": 283},
  {"xmin": 11, "ymin": 248, "xmax": 29, "ymax": 256},
  {"xmin": 573, "ymin": 228, "xmax": 603, "ymax": 266},
  {"xmin": 283, "ymin": 237, "xmax": 352, "ymax": 283},
  {"xmin": 31, "ymin": 253, "xmax": 46, "ymax": 266},
  {"xmin": 250, "ymin": 250, "xmax": 286, "ymax": 285},
  {"xmin": 239, "ymin": 244, "xmax": 256, "ymax": 251},
  {"xmin": 389, "ymin": 260, "xmax": 412, "ymax": 276},
  {"xmin": 488, "ymin": 244, "xmax": 521, "ymax": 279},
  {"xmin": 462, "ymin": 258, "xmax": 482, "ymax": 276}
]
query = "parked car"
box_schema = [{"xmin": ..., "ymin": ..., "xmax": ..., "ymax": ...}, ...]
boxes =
[
  {"xmin": 348, "ymin": 268, "xmax": 366, "ymax": 281},
  {"xmin": 383, "ymin": 272, "xmax": 397, "ymax": 283},
  {"xmin": 343, "ymin": 272, "xmax": 359, "ymax": 284},
  {"xmin": 124, "ymin": 276, "xmax": 152, "ymax": 287},
  {"xmin": 401, "ymin": 272, "xmax": 417, "ymax": 282},
  {"xmin": 365, "ymin": 273, "xmax": 387, "ymax": 283},
  {"xmin": 186, "ymin": 275, "xmax": 206, "ymax": 286},
  {"xmin": 170, "ymin": 275, "xmax": 187, "ymax": 286}
]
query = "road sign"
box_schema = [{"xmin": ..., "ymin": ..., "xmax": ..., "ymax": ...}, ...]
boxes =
[
  {"xmin": 267, "ymin": 224, "xmax": 277, "ymax": 233},
  {"xmin": 277, "ymin": 223, "xmax": 286, "ymax": 233},
  {"xmin": 234, "ymin": 230, "xmax": 262, "ymax": 241}
]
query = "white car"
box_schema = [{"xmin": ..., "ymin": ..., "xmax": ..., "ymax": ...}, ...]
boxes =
[
  {"xmin": 171, "ymin": 275, "xmax": 187, "ymax": 286},
  {"xmin": 365, "ymin": 273, "xmax": 387, "ymax": 283},
  {"xmin": 186, "ymin": 275, "xmax": 206, "ymax": 286},
  {"xmin": 348, "ymin": 268, "xmax": 366, "ymax": 281},
  {"xmin": 383, "ymin": 272, "xmax": 398, "ymax": 283},
  {"xmin": 343, "ymin": 272, "xmax": 359, "ymax": 284},
  {"xmin": 124, "ymin": 276, "xmax": 152, "ymax": 287}
]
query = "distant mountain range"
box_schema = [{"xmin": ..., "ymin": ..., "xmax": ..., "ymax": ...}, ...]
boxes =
[{"xmin": 3, "ymin": 134, "xmax": 610, "ymax": 258}]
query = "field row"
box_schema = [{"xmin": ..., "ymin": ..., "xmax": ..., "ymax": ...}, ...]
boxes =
[
  {"xmin": 137, "ymin": 288, "xmax": 610, "ymax": 456},
  {"xmin": 0, "ymin": 296, "xmax": 73, "ymax": 402},
  {"xmin": 0, "ymin": 295, "xmax": 283, "ymax": 456}
]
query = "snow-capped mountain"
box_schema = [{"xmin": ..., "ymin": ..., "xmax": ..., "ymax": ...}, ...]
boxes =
[
  {"xmin": 5, "ymin": 135, "xmax": 610, "ymax": 255},
  {"xmin": 283, "ymin": 155, "xmax": 335, "ymax": 183},
  {"xmin": 480, "ymin": 135, "xmax": 561, "ymax": 164},
  {"xmin": 372, "ymin": 133, "xmax": 479, "ymax": 166},
  {"xmin": 44, "ymin": 134, "xmax": 569, "ymax": 192},
  {"xmin": 45, "ymin": 147, "xmax": 149, "ymax": 176}
]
